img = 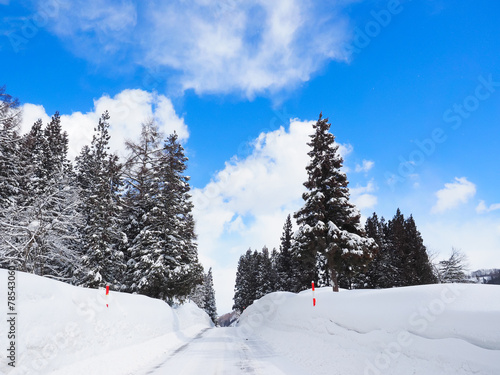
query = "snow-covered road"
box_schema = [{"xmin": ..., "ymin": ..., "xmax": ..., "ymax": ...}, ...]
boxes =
[{"xmin": 142, "ymin": 327, "xmax": 305, "ymax": 375}]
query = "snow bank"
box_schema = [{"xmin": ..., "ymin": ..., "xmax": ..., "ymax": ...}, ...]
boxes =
[
  {"xmin": 236, "ymin": 284, "xmax": 500, "ymax": 375},
  {"xmin": 0, "ymin": 269, "xmax": 212, "ymax": 375}
]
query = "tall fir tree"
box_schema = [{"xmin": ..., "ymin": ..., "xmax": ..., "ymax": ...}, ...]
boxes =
[
  {"xmin": 189, "ymin": 267, "xmax": 218, "ymax": 324},
  {"xmin": 0, "ymin": 87, "xmax": 21, "ymax": 208},
  {"xmin": 161, "ymin": 132, "xmax": 203, "ymax": 300},
  {"xmin": 403, "ymin": 215, "xmax": 437, "ymax": 285},
  {"xmin": 256, "ymin": 246, "xmax": 274, "ymax": 298},
  {"xmin": 293, "ymin": 113, "xmax": 376, "ymax": 292},
  {"xmin": 124, "ymin": 122, "xmax": 202, "ymax": 302},
  {"xmin": 233, "ymin": 249, "xmax": 258, "ymax": 312},
  {"xmin": 366, "ymin": 209, "xmax": 437, "ymax": 288},
  {"xmin": 76, "ymin": 111, "xmax": 125, "ymax": 290},
  {"xmin": 276, "ymin": 214, "xmax": 295, "ymax": 291},
  {"xmin": 364, "ymin": 213, "xmax": 394, "ymax": 288},
  {"xmin": 385, "ymin": 208, "xmax": 407, "ymax": 287},
  {"xmin": 0, "ymin": 89, "xmax": 23, "ymax": 269},
  {"xmin": 203, "ymin": 268, "xmax": 218, "ymax": 325},
  {"xmin": 1, "ymin": 109, "xmax": 82, "ymax": 280}
]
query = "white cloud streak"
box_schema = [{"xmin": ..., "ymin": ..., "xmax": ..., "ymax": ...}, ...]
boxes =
[
  {"xmin": 33, "ymin": 0, "xmax": 354, "ymax": 97},
  {"xmin": 355, "ymin": 159, "xmax": 374, "ymax": 173},
  {"xmin": 476, "ymin": 200, "xmax": 500, "ymax": 214},
  {"xmin": 431, "ymin": 177, "xmax": 477, "ymax": 214},
  {"xmin": 20, "ymin": 89, "xmax": 188, "ymax": 160},
  {"xmin": 350, "ymin": 180, "xmax": 377, "ymax": 211}
]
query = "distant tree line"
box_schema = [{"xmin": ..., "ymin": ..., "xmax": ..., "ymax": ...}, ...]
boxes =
[
  {"xmin": 233, "ymin": 113, "xmax": 469, "ymax": 313},
  {"xmin": 0, "ymin": 87, "xmax": 210, "ymax": 308}
]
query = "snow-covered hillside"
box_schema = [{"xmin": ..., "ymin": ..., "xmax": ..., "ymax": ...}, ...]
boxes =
[
  {"xmin": 0, "ymin": 269, "xmax": 212, "ymax": 375},
  {"xmin": 236, "ymin": 284, "xmax": 500, "ymax": 375}
]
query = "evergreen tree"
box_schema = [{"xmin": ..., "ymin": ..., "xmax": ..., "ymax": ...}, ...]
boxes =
[
  {"xmin": 385, "ymin": 208, "xmax": 407, "ymax": 287},
  {"xmin": 293, "ymin": 113, "xmax": 376, "ymax": 292},
  {"xmin": 233, "ymin": 249, "xmax": 258, "ymax": 312},
  {"xmin": 256, "ymin": 246, "xmax": 274, "ymax": 298},
  {"xmin": 276, "ymin": 214, "xmax": 295, "ymax": 291},
  {"xmin": 189, "ymin": 267, "xmax": 218, "ymax": 325},
  {"xmin": 364, "ymin": 213, "xmax": 396, "ymax": 288},
  {"xmin": 403, "ymin": 215, "xmax": 437, "ymax": 285},
  {"xmin": 124, "ymin": 123, "xmax": 202, "ymax": 301},
  {"xmin": 76, "ymin": 111, "xmax": 125, "ymax": 290},
  {"xmin": 20, "ymin": 113, "xmax": 81, "ymax": 280},
  {"xmin": 121, "ymin": 120, "xmax": 163, "ymax": 288},
  {"xmin": 1, "ymin": 102, "xmax": 82, "ymax": 280},
  {"xmin": 161, "ymin": 132, "xmax": 203, "ymax": 300},
  {"xmin": 381, "ymin": 209, "xmax": 437, "ymax": 287},
  {"xmin": 19, "ymin": 119, "xmax": 46, "ymax": 201},
  {"xmin": 270, "ymin": 247, "xmax": 280, "ymax": 292},
  {"xmin": 0, "ymin": 87, "xmax": 22, "ymax": 208},
  {"xmin": 203, "ymin": 268, "xmax": 218, "ymax": 325}
]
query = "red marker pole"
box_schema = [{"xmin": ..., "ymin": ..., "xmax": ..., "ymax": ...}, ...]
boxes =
[
  {"xmin": 106, "ymin": 285, "xmax": 109, "ymax": 308},
  {"xmin": 312, "ymin": 281, "xmax": 316, "ymax": 307}
]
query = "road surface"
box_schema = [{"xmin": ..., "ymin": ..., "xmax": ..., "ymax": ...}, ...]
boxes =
[{"xmin": 142, "ymin": 327, "xmax": 305, "ymax": 375}]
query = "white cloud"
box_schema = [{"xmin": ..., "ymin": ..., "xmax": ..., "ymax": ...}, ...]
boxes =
[
  {"xmin": 45, "ymin": 0, "xmax": 137, "ymax": 55},
  {"xmin": 355, "ymin": 159, "xmax": 374, "ymax": 173},
  {"xmin": 34, "ymin": 0, "xmax": 354, "ymax": 97},
  {"xmin": 476, "ymin": 200, "xmax": 500, "ymax": 214},
  {"xmin": 20, "ymin": 89, "xmax": 188, "ymax": 161},
  {"xmin": 431, "ymin": 177, "xmax": 477, "ymax": 214},
  {"xmin": 350, "ymin": 180, "xmax": 377, "ymax": 211}
]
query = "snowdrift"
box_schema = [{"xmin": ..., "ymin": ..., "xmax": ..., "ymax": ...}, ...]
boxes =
[
  {"xmin": 236, "ymin": 284, "xmax": 500, "ymax": 375},
  {"xmin": 0, "ymin": 269, "xmax": 212, "ymax": 375}
]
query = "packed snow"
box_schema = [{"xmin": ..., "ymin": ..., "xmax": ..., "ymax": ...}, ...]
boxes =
[
  {"xmin": 237, "ymin": 284, "xmax": 500, "ymax": 375},
  {"xmin": 1, "ymin": 269, "xmax": 499, "ymax": 374},
  {"xmin": 0, "ymin": 269, "xmax": 212, "ymax": 375}
]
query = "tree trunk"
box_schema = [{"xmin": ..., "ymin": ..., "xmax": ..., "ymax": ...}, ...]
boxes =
[{"xmin": 330, "ymin": 265, "xmax": 339, "ymax": 292}]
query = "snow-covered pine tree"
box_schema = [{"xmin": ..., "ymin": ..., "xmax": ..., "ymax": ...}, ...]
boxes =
[
  {"xmin": 256, "ymin": 246, "xmax": 274, "ymax": 298},
  {"xmin": 1, "ymin": 110, "xmax": 82, "ymax": 280},
  {"xmin": 385, "ymin": 208, "xmax": 407, "ymax": 287},
  {"xmin": 437, "ymin": 248, "xmax": 469, "ymax": 283},
  {"xmin": 203, "ymin": 268, "xmax": 218, "ymax": 325},
  {"xmin": 0, "ymin": 87, "xmax": 21, "ymax": 209},
  {"xmin": 160, "ymin": 132, "xmax": 203, "ymax": 301},
  {"xmin": 270, "ymin": 247, "xmax": 280, "ymax": 291},
  {"xmin": 20, "ymin": 113, "xmax": 81, "ymax": 280},
  {"xmin": 0, "ymin": 89, "xmax": 23, "ymax": 269},
  {"xmin": 19, "ymin": 119, "xmax": 46, "ymax": 201},
  {"xmin": 293, "ymin": 113, "xmax": 376, "ymax": 292},
  {"xmin": 189, "ymin": 267, "xmax": 218, "ymax": 325},
  {"xmin": 121, "ymin": 120, "xmax": 162, "ymax": 289},
  {"xmin": 76, "ymin": 111, "xmax": 125, "ymax": 290},
  {"xmin": 124, "ymin": 123, "xmax": 202, "ymax": 302},
  {"xmin": 276, "ymin": 214, "xmax": 295, "ymax": 291},
  {"xmin": 364, "ymin": 212, "xmax": 393, "ymax": 288},
  {"xmin": 383, "ymin": 209, "xmax": 437, "ymax": 287},
  {"xmin": 233, "ymin": 249, "xmax": 258, "ymax": 312},
  {"xmin": 403, "ymin": 215, "xmax": 437, "ymax": 285}
]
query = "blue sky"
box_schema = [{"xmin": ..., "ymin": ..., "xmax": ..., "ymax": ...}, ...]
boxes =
[{"xmin": 2, "ymin": 0, "xmax": 500, "ymax": 312}]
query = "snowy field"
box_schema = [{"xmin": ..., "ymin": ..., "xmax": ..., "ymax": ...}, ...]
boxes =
[{"xmin": 1, "ymin": 269, "xmax": 500, "ymax": 374}]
